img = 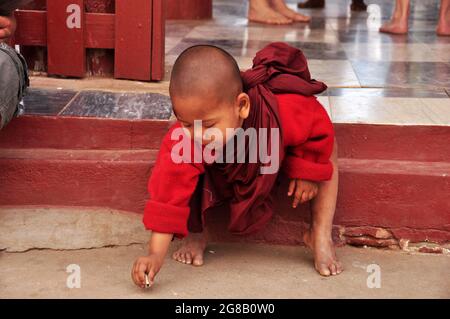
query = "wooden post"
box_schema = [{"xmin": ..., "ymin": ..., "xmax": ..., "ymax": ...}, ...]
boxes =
[
  {"xmin": 114, "ymin": 0, "xmax": 152, "ymax": 81},
  {"xmin": 14, "ymin": 0, "xmax": 165, "ymax": 81},
  {"xmin": 46, "ymin": 0, "xmax": 85, "ymax": 77}
]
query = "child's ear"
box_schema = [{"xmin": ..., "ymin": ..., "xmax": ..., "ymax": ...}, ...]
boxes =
[{"xmin": 237, "ymin": 93, "xmax": 250, "ymax": 119}]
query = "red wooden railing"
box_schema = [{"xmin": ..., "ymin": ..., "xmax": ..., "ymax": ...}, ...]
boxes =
[{"xmin": 12, "ymin": 0, "xmax": 165, "ymax": 81}]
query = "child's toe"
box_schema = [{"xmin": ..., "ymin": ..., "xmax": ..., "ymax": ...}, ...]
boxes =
[
  {"xmin": 336, "ymin": 261, "xmax": 344, "ymax": 274},
  {"xmin": 316, "ymin": 263, "xmax": 331, "ymax": 276},
  {"xmin": 185, "ymin": 252, "xmax": 192, "ymax": 264},
  {"xmin": 330, "ymin": 263, "xmax": 337, "ymax": 275},
  {"xmin": 192, "ymin": 255, "xmax": 204, "ymax": 266}
]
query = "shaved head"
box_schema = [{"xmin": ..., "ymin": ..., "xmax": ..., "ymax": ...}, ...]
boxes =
[{"xmin": 169, "ymin": 45, "xmax": 243, "ymax": 107}]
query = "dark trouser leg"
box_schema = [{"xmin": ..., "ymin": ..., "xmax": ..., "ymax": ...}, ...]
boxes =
[
  {"xmin": 0, "ymin": 49, "xmax": 20, "ymax": 130},
  {"xmin": 298, "ymin": 0, "xmax": 325, "ymax": 9}
]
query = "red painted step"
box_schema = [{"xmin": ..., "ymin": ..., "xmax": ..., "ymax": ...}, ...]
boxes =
[{"xmin": 0, "ymin": 115, "xmax": 449, "ymax": 247}]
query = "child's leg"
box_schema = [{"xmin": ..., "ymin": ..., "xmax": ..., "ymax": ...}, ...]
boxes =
[
  {"xmin": 172, "ymin": 229, "xmax": 208, "ymax": 266},
  {"xmin": 303, "ymin": 137, "xmax": 343, "ymax": 276}
]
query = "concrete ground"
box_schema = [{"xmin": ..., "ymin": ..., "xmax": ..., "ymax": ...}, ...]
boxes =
[{"xmin": 0, "ymin": 242, "xmax": 448, "ymax": 299}]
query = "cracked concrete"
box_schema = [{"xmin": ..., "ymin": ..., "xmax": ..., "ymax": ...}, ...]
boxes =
[
  {"xmin": 1, "ymin": 243, "xmax": 449, "ymax": 298},
  {"xmin": 0, "ymin": 207, "xmax": 148, "ymax": 252}
]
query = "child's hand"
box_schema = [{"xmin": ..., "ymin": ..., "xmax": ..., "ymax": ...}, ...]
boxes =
[
  {"xmin": 287, "ymin": 178, "xmax": 318, "ymax": 208},
  {"xmin": 131, "ymin": 254, "xmax": 164, "ymax": 288}
]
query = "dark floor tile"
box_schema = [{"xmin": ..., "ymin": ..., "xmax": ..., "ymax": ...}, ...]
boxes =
[
  {"xmin": 23, "ymin": 88, "xmax": 78, "ymax": 115},
  {"xmin": 328, "ymin": 87, "xmax": 449, "ymax": 98},
  {"xmin": 60, "ymin": 91, "xmax": 172, "ymax": 120},
  {"xmin": 60, "ymin": 91, "xmax": 118, "ymax": 117},
  {"xmin": 411, "ymin": 31, "xmax": 450, "ymax": 44},
  {"xmin": 170, "ymin": 38, "xmax": 347, "ymax": 60},
  {"xmin": 337, "ymin": 30, "xmax": 416, "ymax": 44},
  {"xmin": 300, "ymin": 0, "xmax": 440, "ymax": 20},
  {"xmin": 168, "ymin": 38, "xmax": 247, "ymax": 57},
  {"xmin": 116, "ymin": 93, "xmax": 173, "ymax": 120},
  {"xmin": 213, "ymin": 1, "xmax": 247, "ymax": 17},
  {"xmin": 289, "ymin": 41, "xmax": 347, "ymax": 60},
  {"xmin": 408, "ymin": 0, "xmax": 441, "ymax": 21},
  {"xmin": 166, "ymin": 21, "xmax": 205, "ymax": 38},
  {"xmin": 351, "ymin": 61, "xmax": 450, "ymax": 88},
  {"xmin": 329, "ymin": 17, "xmax": 374, "ymax": 32}
]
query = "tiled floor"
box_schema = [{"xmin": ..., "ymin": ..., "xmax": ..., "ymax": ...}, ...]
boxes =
[
  {"xmin": 23, "ymin": 89, "xmax": 173, "ymax": 120},
  {"xmin": 25, "ymin": 0, "xmax": 450, "ymax": 125}
]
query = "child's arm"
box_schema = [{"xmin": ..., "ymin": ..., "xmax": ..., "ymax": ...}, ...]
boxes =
[
  {"xmin": 281, "ymin": 95, "xmax": 334, "ymax": 207},
  {"xmin": 131, "ymin": 231, "xmax": 173, "ymax": 288},
  {"xmin": 282, "ymin": 97, "xmax": 334, "ymax": 182},
  {"xmin": 132, "ymin": 122, "xmax": 205, "ymax": 288},
  {"xmin": 142, "ymin": 123, "xmax": 205, "ymax": 239}
]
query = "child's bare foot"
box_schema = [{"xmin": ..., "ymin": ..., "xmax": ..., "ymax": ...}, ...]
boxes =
[
  {"xmin": 303, "ymin": 228, "xmax": 343, "ymax": 276},
  {"xmin": 380, "ymin": 0, "xmax": 409, "ymax": 34},
  {"xmin": 248, "ymin": 0, "xmax": 293, "ymax": 25},
  {"xmin": 379, "ymin": 19, "xmax": 408, "ymax": 34},
  {"xmin": 271, "ymin": 0, "xmax": 311, "ymax": 23},
  {"xmin": 172, "ymin": 232, "xmax": 207, "ymax": 266}
]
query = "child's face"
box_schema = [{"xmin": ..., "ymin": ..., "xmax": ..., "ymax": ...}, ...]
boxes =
[{"xmin": 172, "ymin": 92, "xmax": 250, "ymax": 146}]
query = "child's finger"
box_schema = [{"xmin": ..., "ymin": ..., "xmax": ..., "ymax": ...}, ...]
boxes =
[
  {"xmin": 132, "ymin": 261, "xmax": 142, "ymax": 286},
  {"xmin": 137, "ymin": 263, "xmax": 148, "ymax": 286},
  {"xmin": 287, "ymin": 180, "xmax": 296, "ymax": 196},
  {"xmin": 313, "ymin": 185, "xmax": 319, "ymax": 195},
  {"xmin": 147, "ymin": 267, "xmax": 157, "ymax": 284},
  {"xmin": 132, "ymin": 270, "xmax": 142, "ymax": 287},
  {"xmin": 293, "ymin": 189, "xmax": 303, "ymax": 208},
  {"xmin": 131, "ymin": 262, "xmax": 140, "ymax": 286},
  {"xmin": 301, "ymin": 191, "xmax": 309, "ymax": 203}
]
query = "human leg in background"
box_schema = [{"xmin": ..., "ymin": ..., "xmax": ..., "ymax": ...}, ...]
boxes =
[
  {"xmin": 379, "ymin": 0, "xmax": 410, "ymax": 34},
  {"xmin": 270, "ymin": 0, "xmax": 311, "ymax": 22},
  {"xmin": 436, "ymin": 0, "xmax": 450, "ymax": 36}
]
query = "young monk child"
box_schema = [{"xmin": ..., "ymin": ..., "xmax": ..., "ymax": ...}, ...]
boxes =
[{"xmin": 131, "ymin": 42, "xmax": 342, "ymax": 289}]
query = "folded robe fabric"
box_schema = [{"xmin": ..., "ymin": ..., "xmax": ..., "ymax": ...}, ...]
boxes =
[{"xmin": 187, "ymin": 42, "xmax": 327, "ymax": 235}]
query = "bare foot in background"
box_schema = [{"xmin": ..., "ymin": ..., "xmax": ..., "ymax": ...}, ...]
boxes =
[
  {"xmin": 379, "ymin": 19, "xmax": 408, "ymax": 34},
  {"xmin": 271, "ymin": 0, "xmax": 311, "ymax": 22},
  {"xmin": 380, "ymin": 0, "xmax": 410, "ymax": 34},
  {"xmin": 436, "ymin": 0, "xmax": 450, "ymax": 36},
  {"xmin": 248, "ymin": 0, "xmax": 293, "ymax": 25}
]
